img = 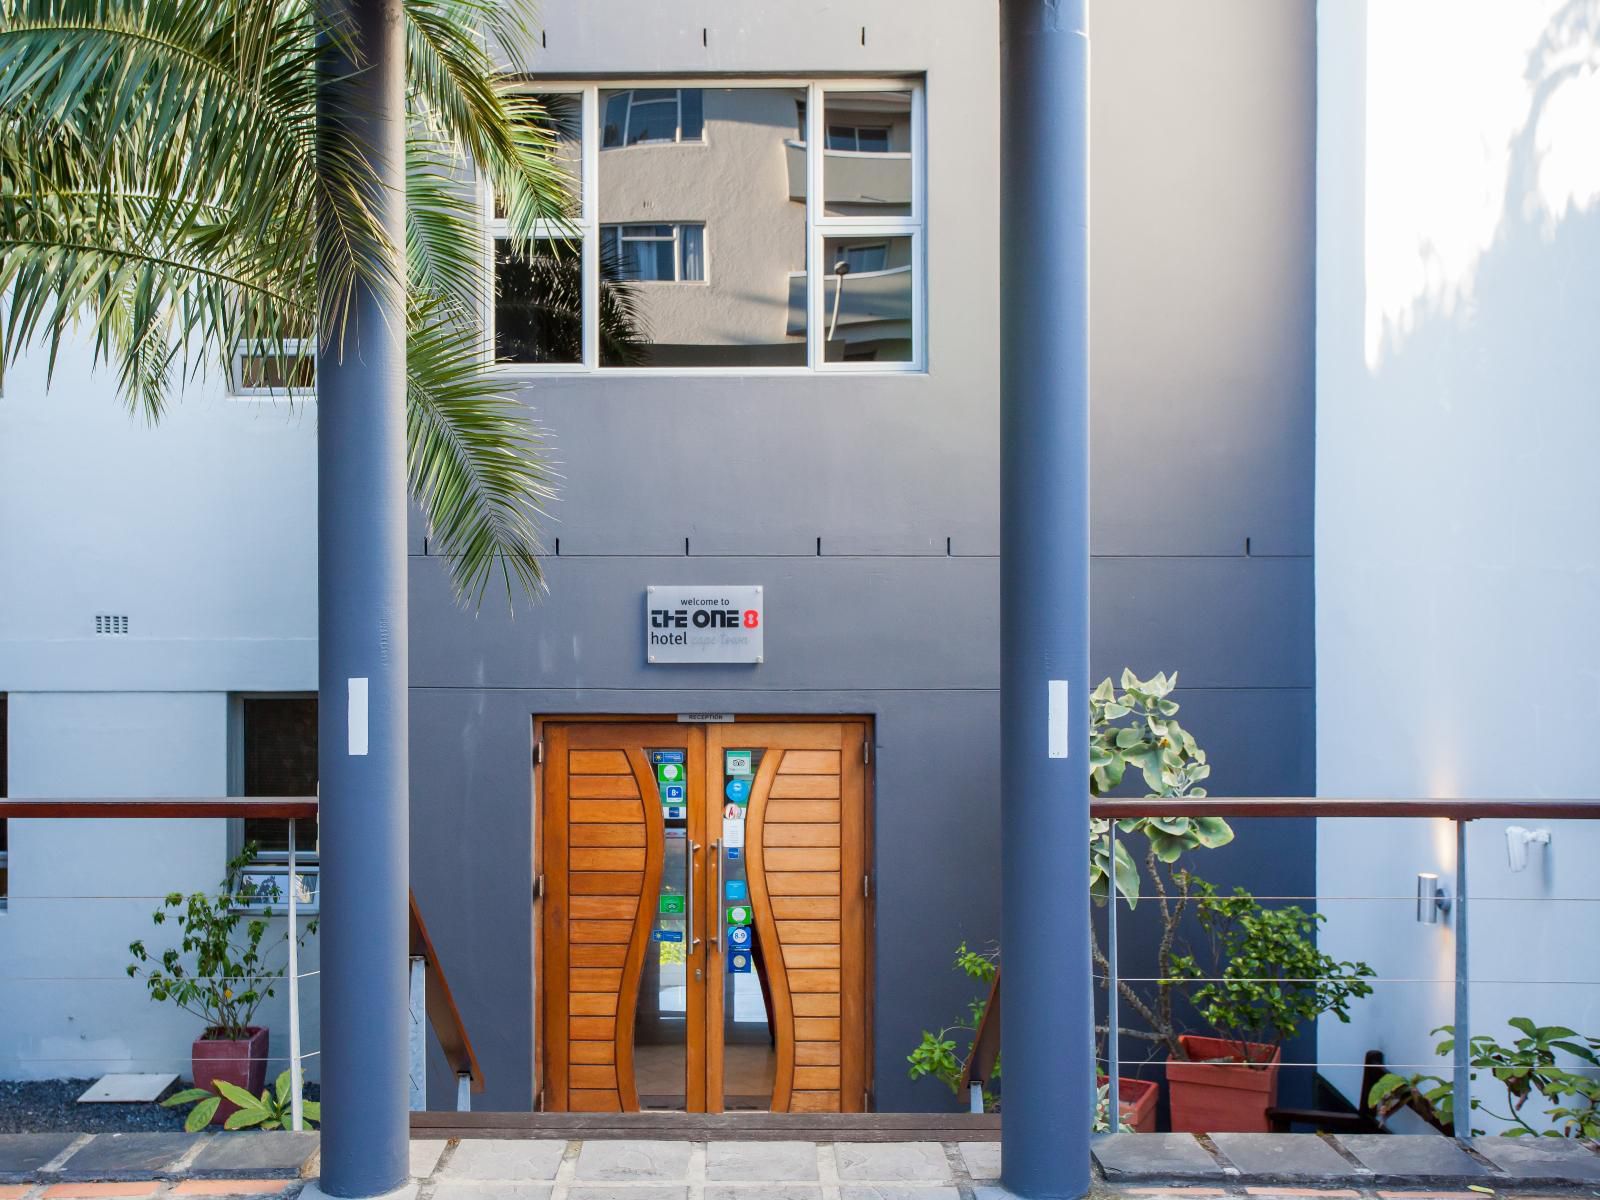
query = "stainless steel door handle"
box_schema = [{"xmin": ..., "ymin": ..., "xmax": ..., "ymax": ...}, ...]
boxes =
[
  {"xmin": 687, "ymin": 839, "xmax": 702, "ymax": 952},
  {"xmin": 710, "ymin": 839, "xmax": 722, "ymax": 950}
]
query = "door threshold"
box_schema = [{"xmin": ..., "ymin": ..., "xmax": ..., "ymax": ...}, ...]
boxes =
[{"xmin": 411, "ymin": 1110, "xmax": 1001, "ymax": 1140}]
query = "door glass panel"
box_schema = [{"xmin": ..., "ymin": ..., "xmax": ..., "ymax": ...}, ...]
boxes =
[
  {"xmin": 719, "ymin": 746, "xmax": 775, "ymax": 1109},
  {"xmin": 635, "ymin": 748, "xmax": 689, "ymax": 1110}
]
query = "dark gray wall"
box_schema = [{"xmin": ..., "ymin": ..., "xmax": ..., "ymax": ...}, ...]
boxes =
[{"xmin": 408, "ymin": 0, "xmax": 1316, "ymax": 1113}]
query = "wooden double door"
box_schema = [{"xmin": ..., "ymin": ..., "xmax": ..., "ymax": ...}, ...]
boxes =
[{"xmin": 537, "ymin": 719, "xmax": 871, "ymax": 1113}]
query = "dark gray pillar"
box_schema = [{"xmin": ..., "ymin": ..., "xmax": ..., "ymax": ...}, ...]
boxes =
[
  {"xmin": 315, "ymin": 0, "xmax": 410, "ymax": 1192},
  {"xmin": 999, "ymin": 1, "xmax": 1092, "ymax": 1197}
]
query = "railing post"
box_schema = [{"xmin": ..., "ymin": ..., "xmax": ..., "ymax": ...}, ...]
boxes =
[
  {"xmin": 1453, "ymin": 817, "xmax": 1470, "ymax": 1139},
  {"xmin": 288, "ymin": 818, "xmax": 304, "ymax": 1133},
  {"xmin": 456, "ymin": 1072, "xmax": 471, "ymax": 1113},
  {"xmin": 1105, "ymin": 821, "xmax": 1120, "ymax": 1124},
  {"xmin": 408, "ymin": 957, "xmax": 427, "ymax": 1111}
]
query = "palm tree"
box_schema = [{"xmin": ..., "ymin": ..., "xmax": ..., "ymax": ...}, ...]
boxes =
[{"xmin": 0, "ymin": 0, "xmax": 576, "ymax": 604}]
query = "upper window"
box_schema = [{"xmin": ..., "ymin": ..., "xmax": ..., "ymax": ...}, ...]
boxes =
[
  {"xmin": 602, "ymin": 224, "xmax": 705, "ymax": 283},
  {"xmin": 491, "ymin": 81, "xmax": 923, "ymax": 372},
  {"xmin": 602, "ymin": 89, "xmax": 705, "ymax": 148}
]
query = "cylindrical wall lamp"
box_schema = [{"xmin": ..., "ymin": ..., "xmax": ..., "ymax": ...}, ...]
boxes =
[{"xmin": 1416, "ymin": 872, "xmax": 1451, "ymax": 924}]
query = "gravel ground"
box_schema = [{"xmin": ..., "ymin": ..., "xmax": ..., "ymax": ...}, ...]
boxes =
[{"xmin": 0, "ymin": 1077, "xmax": 321, "ymax": 1134}]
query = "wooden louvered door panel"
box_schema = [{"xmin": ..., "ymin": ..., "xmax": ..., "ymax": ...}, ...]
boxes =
[
  {"xmin": 705, "ymin": 721, "xmax": 870, "ymax": 1113},
  {"xmin": 539, "ymin": 723, "xmax": 706, "ymax": 1112}
]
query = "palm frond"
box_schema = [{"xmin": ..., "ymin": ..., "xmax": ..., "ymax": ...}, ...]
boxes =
[{"xmin": 406, "ymin": 296, "xmax": 556, "ymax": 606}]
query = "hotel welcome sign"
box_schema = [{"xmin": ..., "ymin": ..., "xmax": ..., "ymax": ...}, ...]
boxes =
[{"xmin": 646, "ymin": 585, "xmax": 764, "ymax": 664}]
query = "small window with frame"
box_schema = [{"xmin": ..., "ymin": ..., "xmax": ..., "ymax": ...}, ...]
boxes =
[{"xmin": 230, "ymin": 695, "xmax": 319, "ymax": 913}]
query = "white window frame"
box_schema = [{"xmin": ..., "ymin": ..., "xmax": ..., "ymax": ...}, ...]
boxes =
[
  {"xmin": 825, "ymin": 124, "xmax": 892, "ymax": 153},
  {"xmin": 229, "ymin": 338, "xmax": 316, "ymax": 399},
  {"xmin": 601, "ymin": 88, "xmax": 706, "ymax": 148},
  {"xmin": 487, "ymin": 78, "xmax": 925, "ymax": 376},
  {"xmin": 601, "ymin": 222, "xmax": 708, "ymax": 284}
]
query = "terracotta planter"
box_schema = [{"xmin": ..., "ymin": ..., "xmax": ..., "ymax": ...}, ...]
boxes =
[
  {"xmin": 1100, "ymin": 1074, "xmax": 1160, "ymax": 1132},
  {"xmin": 192, "ymin": 1026, "xmax": 269, "ymax": 1126},
  {"xmin": 1166, "ymin": 1034, "xmax": 1281, "ymax": 1133}
]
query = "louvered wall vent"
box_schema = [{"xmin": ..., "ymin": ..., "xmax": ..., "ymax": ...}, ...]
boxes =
[{"xmin": 94, "ymin": 614, "xmax": 130, "ymax": 636}]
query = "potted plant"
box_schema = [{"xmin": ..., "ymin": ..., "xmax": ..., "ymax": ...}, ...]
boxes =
[
  {"xmin": 907, "ymin": 672, "xmax": 1237, "ymax": 1128},
  {"xmin": 1369, "ymin": 1019, "xmax": 1600, "ymax": 1137},
  {"xmin": 1088, "ymin": 671, "xmax": 1235, "ymax": 1066},
  {"xmin": 127, "ymin": 846, "xmax": 317, "ymax": 1125},
  {"xmin": 1164, "ymin": 881, "xmax": 1375, "ymax": 1132},
  {"xmin": 905, "ymin": 942, "xmax": 1157, "ymax": 1130}
]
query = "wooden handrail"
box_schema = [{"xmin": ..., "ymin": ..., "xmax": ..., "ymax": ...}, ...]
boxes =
[
  {"xmin": 0, "ymin": 797, "xmax": 318, "ymax": 819},
  {"xmin": 8, "ymin": 796, "xmax": 1595, "ymax": 821},
  {"xmin": 1091, "ymin": 797, "xmax": 1600, "ymax": 819},
  {"xmin": 0, "ymin": 794, "xmax": 484, "ymax": 1095},
  {"xmin": 410, "ymin": 890, "xmax": 485, "ymax": 1094}
]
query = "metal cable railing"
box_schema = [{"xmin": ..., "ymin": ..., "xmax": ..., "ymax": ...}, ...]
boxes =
[
  {"xmin": 0, "ymin": 797, "xmax": 483, "ymax": 1124},
  {"xmin": 964, "ymin": 795, "xmax": 1600, "ymax": 1138}
]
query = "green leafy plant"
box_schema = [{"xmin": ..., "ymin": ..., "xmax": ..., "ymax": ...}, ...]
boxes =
[
  {"xmin": 907, "ymin": 943, "xmax": 1000, "ymax": 1109},
  {"xmin": 127, "ymin": 845, "xmax": 317, "ymax": 1039},
  {"xmin": 1167, "ymin": 881, "xmax": 1375, "ymax": 1065},
  {"xmin": 1369, "ymin": 1020, "xmax": 1600, "ymax": 1137},
  {"xmin": 1087, "ymin": 670, "xmax": 1234, "ymax": 1060},
  {"xmin": 163, "ymin": 1070, "xmax": 320, "ymax": 1132}
]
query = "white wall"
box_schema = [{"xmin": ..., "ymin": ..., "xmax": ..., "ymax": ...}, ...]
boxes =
[
  {"xmin": 0, "ymin": 342, "xmax": 320, "ymax": 1081},
  {"xmin": 1316, "ymin": 0, "xmax": 1600, "ymax": 1131}
]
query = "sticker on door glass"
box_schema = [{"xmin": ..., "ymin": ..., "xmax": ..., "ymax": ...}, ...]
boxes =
[
  {"xmin": 725, "ymin": 750, "xmax": 753, "ymax": 776},
  {"xmin": 725, "ymin": 777, "xmax": 751, "ymax": 805},
  {"xmin": 724, "ymin": 817, "xmax": 745, "ymax": 849},
  {"xmin": 728, "ymin": 923, "xmax": 752, "ymax": 950},
  {"xmin": 659, "ymin": 893, "xmax": 685, "ymax": 914},
  {"xmin": 651, "ymin": 928, "xmax": 684, "ymax": 943},
  {"xmin": 727, "ymin": 904, "xmax": 752, "ymax": 926},
  {"xmin": 728, "ymin": 950, "xmax": 752, "ymax": 974},
  {"xmin": 724, "ymin": 879, "xmax": 748, "ymax": 901}
]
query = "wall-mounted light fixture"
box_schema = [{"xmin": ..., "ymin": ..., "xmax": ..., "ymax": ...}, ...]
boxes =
[
  {"xmin": 1416, "ymin": 872, "xmax": 1451, "ymax": 924},
  {"xmin": 1505, "ymin": 825, "xmax": 1551, "ymax": 873}
]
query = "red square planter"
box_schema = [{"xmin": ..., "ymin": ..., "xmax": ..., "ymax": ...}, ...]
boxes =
[
  {"xmin": 192, "ymin": 1026, "xmax": 269, "ymax": 1126},
  {"xmin": 1166, "ymin": 1034, "xmax": 1281, "ymax": 1133}
]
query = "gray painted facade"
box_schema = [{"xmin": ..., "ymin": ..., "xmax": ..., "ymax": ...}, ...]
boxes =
[{"xmin": 406, "ymin": 0, "xmax": 1317, "ymax": 1112}]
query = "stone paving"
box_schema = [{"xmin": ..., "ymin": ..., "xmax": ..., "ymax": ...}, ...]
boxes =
[{"xmin": 3, "ymin": 1134, "xmax": 1600, "ymax": 1200}]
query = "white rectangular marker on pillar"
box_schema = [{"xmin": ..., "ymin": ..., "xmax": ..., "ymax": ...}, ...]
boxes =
[
  {"xmin": 348, "ymin": 677, "xmax": 369, "ymax": 756},
  {"xmin": 1048, "ymin": 679, "xmax": 1069, "ymax": 759}
]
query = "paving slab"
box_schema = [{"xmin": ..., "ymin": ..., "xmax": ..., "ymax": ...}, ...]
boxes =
[
  {"xmin": 1468, "ymin": 1137, "xmax": 1600, "ymax": 1183},
  {"xmin": 568, "ymin": 1188, "xmax": 687, "ymax": 1200},
  {"xmin": 77, "ymin": 1076, "xmax": 179, "ymax": 1105},
  {"xmin": 438, "ymin": 1140, "xmax": 566, "ymax": 1181},
  {"xmin": 959, "ymin": 1143, "xmax": 1000, "ymax": 1181},
  {"xmin": 54, "ymin": 1134, "xmax": 197, "ymax": 1181},
  {"xmin": 431, "ymin": 1183, "xmax": 552, "ymax": 1200},
  {"xmin": 1092, "ymin": 1134, "xmax": 1225, "ymax": 1181},
  {"xmin": 408, "ymin": 1141, "xmax": 447, "ymax": 1180},
  {"xmin": 839, "ymin": 1187, "xmax": 962, "ymax": 1200},
  {"xmin": 0, "ymin": 1134, "xmax": 81, "ymax": 1181},
  {"xmin": 707, "ymin": 1142, "xmax": 818, "ymax": 1182},
  {"xmin": 188, "ymin": 1134, "xmax": 318, "ymax": 1178},
  {"xmin": 1209, "ymin": 1134, "xmax": 1353, "ymax": 1179},
  {"xmin": 705, "ymin": 1187, "xmax": 823, "ymax": 1200},
  {"xmin": 833, "ymin": 1144, "xmax": 949, "ymax": 1182},
  {"xmin": 1332, "ymin": 1135, "xmax": 1486, "ymax": 1181},
  {"xmin": 574, "ymin": 1142, "xmax": 692, "ymax": 1182}
]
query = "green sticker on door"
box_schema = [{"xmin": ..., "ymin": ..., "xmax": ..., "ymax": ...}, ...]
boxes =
[
  {"xmin": 659, "ymin": 894, "xmax": 685, "ymax": 915},
  {"xmin": 725, "ymin": 750, "xmax": 753, "ymax": 776},
  {"xmin": 726, "ymin": 904, "xmax": 752, "ymax": 926}
]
